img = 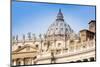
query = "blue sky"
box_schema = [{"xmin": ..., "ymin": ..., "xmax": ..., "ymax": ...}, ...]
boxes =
[{"xmin": 12, "ymin": 1, "xmax": 96, "ymax": 37}]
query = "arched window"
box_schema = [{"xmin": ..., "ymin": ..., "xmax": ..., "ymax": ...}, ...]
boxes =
[
  {"xmin": 18, "ymin": 46, "xmax": 21, "ymax": 49},
  {"xmin": 56, "ymin": 28, "xmax": 58, "ymax": 30},
  {"xmin": 83, "ymin": 59, "xmax": 88, "ymax": 62},
  {"xmin": 90, "ymin": 57, "xmax": 95, "ymax": 61},
  {"xmin": 61, "ymin": 28, "xmax": 63, "ymax": 31},
  {"xmin": 83, "ymin": 45, "xmax": 86, "ymax": 48},
  {"xmin": 35, "ymin": 44, "xmax": 38, "ymax": 48},
  {"xmin": 16, "ymin": 58, "xmax": 21, "ymax": 65},
  {"xmin": 33, "ymin": 56, "xmax": 37, "ymax": 60},
  {"xmin": 56, "ymin": 49, "xmax": 61, "ymax": 54}
]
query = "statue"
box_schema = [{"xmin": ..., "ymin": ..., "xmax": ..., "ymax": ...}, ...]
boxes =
[
  {"xmin": 39, "ymin": 34, "xmax": 42, "ymax": 39},
  {"xmin": 27, "ymin": 32, "xmax": 31, "ymax": 40},
  {"xmin": 16, "ymin": 35, "xmax": 18, "ymax": 41},
  {"xmin": 32, "ymin": 33, "xmax": 36, "ymax": 42},
  {"xmin": 44, "ymin": 34, "xmax": 47, "ymax": 41}
]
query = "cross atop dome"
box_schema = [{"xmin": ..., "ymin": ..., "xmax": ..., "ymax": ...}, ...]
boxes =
[{"xmin": 56, "ymin": 9, "xmax": 64, "ymax": 21}]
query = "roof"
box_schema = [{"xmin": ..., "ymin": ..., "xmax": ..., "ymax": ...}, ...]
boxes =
[
  {"xmin": 88, "ymin": 20, "xmax": 96, "ymax": 24},
  {"xmin": 13, "ymin": 44, "xmax": 37, "ymax": 53}
]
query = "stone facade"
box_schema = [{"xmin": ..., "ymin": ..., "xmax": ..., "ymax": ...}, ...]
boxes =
[
  {"xmin": 12, "ymin": 9, "xmax": 96, "ymax": 66},
  {"xmin": 89, "ymin": 20, "xmax": 96, "ymax": 33}
]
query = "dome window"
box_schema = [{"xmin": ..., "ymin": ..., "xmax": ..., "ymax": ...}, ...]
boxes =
[
  {"xmin": 56, "ymin": 28, "xmax": 58, "ymax": 30},
  {"xmin": 61, "ymin": 28, "xmax": 63, "ymax": 31},
  {"xmin": 66, "ymin": 28, "xmax": 68, "ymax": 31}
]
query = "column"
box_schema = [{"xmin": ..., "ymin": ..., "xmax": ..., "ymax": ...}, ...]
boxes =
[
  {"xmin": 32, "ymin": 57, "xmax": 35, "ymax": 64},
  {"xmin": 61, "ymin": 48, "xmax": 63, "ymax": 54},
  {"xmin": 31, "ymin": 58, "xmax": 34, "ymax": 64}
]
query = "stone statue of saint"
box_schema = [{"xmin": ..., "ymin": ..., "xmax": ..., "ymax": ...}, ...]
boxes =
[{"xmin": 27, "ymin": 32, "xmax": 31, "ymax": 40}]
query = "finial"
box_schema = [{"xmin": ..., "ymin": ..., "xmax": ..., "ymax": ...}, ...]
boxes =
[{"xmin": 56, "ymin": 8, "xmax": 64, "ymax": 21}]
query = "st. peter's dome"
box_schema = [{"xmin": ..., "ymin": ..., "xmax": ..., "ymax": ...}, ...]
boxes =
[{"xmin": 46, "ymin": 9, "xmax": 74, "ymax": 39}]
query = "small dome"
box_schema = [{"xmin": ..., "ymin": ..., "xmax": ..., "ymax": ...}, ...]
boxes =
[{"xmin": 46, "ymin": 9, "xmax": 74, "ymax": 38}]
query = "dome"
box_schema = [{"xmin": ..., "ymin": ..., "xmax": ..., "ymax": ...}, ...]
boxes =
[{"xmin": 46, "ymin": 9, "xmax": 74, "ymax": 38}]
